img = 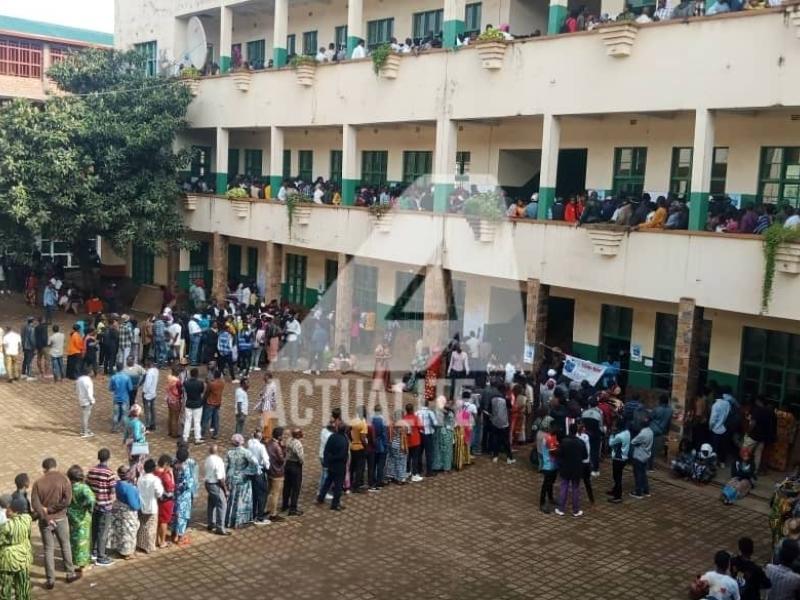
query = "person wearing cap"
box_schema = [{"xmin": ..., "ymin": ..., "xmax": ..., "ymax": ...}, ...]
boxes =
[{"xmin": 0, "ymin": 495, "xmax": 34, "ymax": 598}]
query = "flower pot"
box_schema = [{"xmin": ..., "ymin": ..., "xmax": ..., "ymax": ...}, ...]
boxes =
[
  {"xmin": 232, "ymin": 71, "xmax": 251, "ymax": 92},
  {"xmin": 475, "ymin": 220, "xmax": 496, "ymax": 243},
  {"xmin": 183, "ymin": 78, "xmax": 199, "ymax": 96},
  {"xmin": 373, "ymin": 212, "xmax": 393, "ymax": 232},
  {"xmin": 295, "ymin": 64, "xmax": 316, "ymax": 87},
  {"xmin": 476, "ymin": 41, "xmax": 507, "ymax": 70},
  {"xmin": 598, "ymin": 23, "xmax": 638, "ymax": 58},
  {"xmin": 183, "ymin": 195, "xmax": 199, "ymax": 211},
  {"xmin": 294, "ymin": 205, "xmax": 312, "ymax": 225},
  {"xmin": 378, "ymin": 54, "xmax": 401, "ymax": 79},
  {"xmin": 585, "ymin": 228, "xmax": 627, "ymax": 256},
  {"xmin": 775, "ymin": 242, "xmax": 800, "ymax": 274},
  {"xmin": 231, "ymin": 199, "xmax": 251, "ymax": 218}
]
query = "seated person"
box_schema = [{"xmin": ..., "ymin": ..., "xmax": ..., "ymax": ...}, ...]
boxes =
[
  {"xmin": 691, "ymin": 443, "xmax": 718, "ymax": 484},
  {"xmin": 329, "ymin": 344, "xmax": 356, "ymax": 373},
  {"xmin": 721, "ymin": 447, "xmax": 756, "ymax": 505},
  {"xmin": 671, "ymin": 438, "xmax": 695, "ymax": 478}
]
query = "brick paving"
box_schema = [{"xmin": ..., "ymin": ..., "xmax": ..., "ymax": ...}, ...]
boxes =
[{"xmin": 0, "ymin": 294, "xmax": 772, "ymax": 600}]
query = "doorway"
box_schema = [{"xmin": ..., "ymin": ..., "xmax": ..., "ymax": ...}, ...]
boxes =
[
  {"xmin": 556, "ymin": 149, "xmax": 588, "ymax": 198},
  {"xmin": 546, "ymin": 297, "xmax": 575, "ymax": 353}
]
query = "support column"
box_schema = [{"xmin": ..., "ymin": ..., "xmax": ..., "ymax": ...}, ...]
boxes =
[
  {"xmin": 177, "ymin": 247, "xmax": 191, "ymax": 292},
  {"xmin": 547, "ymin": 0, "xmax": 569, "ymax": 35},
  {"xmin": 689, "ymin": 109, "xmax": 715, "ymax": 231},
  {"xmin": 220, "ymin": 6, "xmax": 233, "ymax": 73},
  {"xmin": 269, "ymin": 126, "xmax": 285, "ymax": 197},
  {"xmin": 265, "ymin": 241, "xmax": 283, "ymax": 302},
  {"xmin": 433, "ymin": 117, "xmax": 458, "ymax": 213},
  {"xmin": 525, "ymin": 279, "xmax": 549, "ymax": 373},
  {"xmin": 443, "ymin": 0, "xmax": 466, "ymax": 49},
  {"xmin": 334, "ymin": 253, "xmax": 354, "ymax": 351},
  {"xmin": 273, "ymin": 0, "xmax": 289, "ymax": 67},
  {"xmin": 215, "ymin": 127, "xmax": 229, "ymax": 194},
  {"xmin": 422, "ymin": 264, "xmax": 450, "ymax": 351},
  {"xmin": 671, "ymin": 298, "xmax": 703, "ymax": 443},
  {"xmin": 342, "ymin": 125, "xmax": 359, "ymax": 206},
  {"xmin": 211, "ymin": 232, "xmax": 228, "ymax": 303},
  {"xmin": 346, "ymin": 0, "xmax": 364, "ymax": 58},
  {"xmin": 537, "ymin": 114, "xmax": 560, "ymax": 219}
]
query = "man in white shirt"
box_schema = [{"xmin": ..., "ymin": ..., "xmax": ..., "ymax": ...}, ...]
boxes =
[
  {"xmin": 141, "ymin": 359, "xmax": 159, "ymax": 432},
  {"xmin": 784, "ymin": 207, "xmax": 800, "ymax": 229},
  {"xmin": 277, "ymin": 182, "xmax": 288, "ymax": 202},
  {"xmin": 285, "ymin": 315, "xmax": 301, "ymax": 370},
  {"xmin": 136, "ymin": 459, "xmax": 164, "ymax": 552},
  {"xmin": 700, "ymin": 551, "xmax": 740, "ymax": 600},
  {"xmin": 323, "ymin": 43, "xmax": 335, "ymax": 62},
  {"xmin": 76, "ymin": 367, "xmax": 95, "ymax": 437},
  {"xmin": 315, "ymin": 47, "xmax": 326, "ymax": 62},
  {"xmin": 187, "ymin": 316, "xmax": 202, "ymax": 366},
  {"xmin": 313, "ymin": 184, "xmax": 325, "ymax": 204},
  {"xmin": 204, "ymin": 444, "xmax": 230, "ymax": 535},
  {"xmin": 48, "ymin": 325, "xmax": 65, "ymax": 382},
  {"xmin": 351, "ymin": 39, "xmax": 366, "ymax": 59},
  {"xmin": 167, "ymin": 320, "xmax": 182, "ymax": 362},
  {"xmin": 235, "ymin": 379, "xmax": 249, "ymax": 435},
  {"xmin": 247, "ymin": 431, "xmax": 271, "ymax": 524},
  {"xmin": 3, "ymin": 326, "xmax": 22, "ymax": 381},
  {"xmin": 465, "ymin": 331, "xmax": 480, "ymax": 359}
]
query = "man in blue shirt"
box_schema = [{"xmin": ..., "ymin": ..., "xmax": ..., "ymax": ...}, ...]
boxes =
[
  {"xmin": 108, "ymin": 366, "xmax": 133, "ymax": 433},
  {"xmin": 608, "ymin": 422, "xmax": 631, "ymax": 504},
  {"xmin": 649, "ymin": 394, "xmax": 674, "ymax": 470},
  {"xmin": 42, "ymin": 285, "xmax": 58, "ymax": 325},
  {"xmin": 709, "ymin": 392, "xmax": 732, "ymax": 467}
]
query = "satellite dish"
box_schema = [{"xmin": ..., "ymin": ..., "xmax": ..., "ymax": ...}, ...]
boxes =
[{"xmin": 185, "ymin": 16, "xmax": 208, "ymax": 69}]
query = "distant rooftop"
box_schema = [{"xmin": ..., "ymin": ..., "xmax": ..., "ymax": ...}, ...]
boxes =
[{"xmin": 0, "ymin": 15, "xmax": 113, "ymax": 47}]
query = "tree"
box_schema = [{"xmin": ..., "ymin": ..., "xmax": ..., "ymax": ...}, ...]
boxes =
[{"xmin": 0, "ymin": 48, "xmax": 193, "ymax": 286}]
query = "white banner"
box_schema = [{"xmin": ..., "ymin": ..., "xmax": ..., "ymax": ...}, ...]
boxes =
[{"xmin": 562, "ymin": 354, "xmax": 606, "ymax": 387}]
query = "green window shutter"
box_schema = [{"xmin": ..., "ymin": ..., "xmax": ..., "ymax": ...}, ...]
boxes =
[
  {"xmin": 244, "ymin": 149, "xmax": 263, "ymax": 179},
  {"xmin": 303, "ymin": 31, "xmax": 318, "ymax": 55},
  {"xmin": 227, "ymin": 148, "xmax": 240, "ymax": 181},
  {"xmin": 298, "ymin": 150, "xmax": 313, "ymax": 181},
  {"xmin": 330, "ymin": 150, "xmax": 343, "ymax": 184},
  {"xmin": 613, "ymin": 147, "xmax": 647, "ymax": 197},
  {"xmin": 283, "ymin": 149, "xmax": 292, "ymax": 180}
]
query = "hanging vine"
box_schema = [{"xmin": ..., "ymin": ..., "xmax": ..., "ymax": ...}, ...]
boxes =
[{"xmin": 761, "ymin": 223, "xmax": 800, "ymax": 312}]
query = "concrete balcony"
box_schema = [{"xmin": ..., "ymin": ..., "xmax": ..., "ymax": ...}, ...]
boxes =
[
  {"xmin": 182, "ymin": 195, "xmax": 800, "ymax": 322},
  {"xmin": 185, "ymin": 9, "xmax": 800, "ymax": 129}
]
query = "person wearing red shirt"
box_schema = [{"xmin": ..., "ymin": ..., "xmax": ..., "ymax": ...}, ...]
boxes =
[
  {"xmin": 564, "ymin": 197, "xmax": 579, "ymax": 223},
  {"xmin": 402, "ymin": 403, "xmax": 424, "ymax": 482}
]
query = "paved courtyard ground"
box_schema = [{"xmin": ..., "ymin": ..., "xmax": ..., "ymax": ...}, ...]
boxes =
[{"xmin": 0, "ymin": 294, "xmax": 772, "ymax": 599}]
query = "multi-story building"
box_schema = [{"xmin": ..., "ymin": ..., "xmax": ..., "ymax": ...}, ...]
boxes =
[{"xmin": 115, "ymin": 0, "xmax": 800, "ymax": 418}]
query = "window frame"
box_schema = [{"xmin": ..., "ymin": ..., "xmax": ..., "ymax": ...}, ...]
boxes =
[
  {"xmin": 402, "ymin": 151, "xmax": 433, "ymax": 185},
  {"xmin": 710, "ymin": 147, "xmax": 729, "ymax": 196},
  {"xmin": 330, "ymin": 150, "xmax": 343, "ymax": 185},
  {"xmin": 367, "ymin": 18, "xmax": 394, "ymax": 50},
  {"xmin": 286, "ymin": 34, "xmax": 296, "ymax": 57},
  {"xmin": 134, "ymin": 40, "xmax": 158, "ymax": 77},
  {"xmin": 190, "ymin": 145, "xmax": 212, "ymax": 181},
  {"xmin": 740, "ymin": 326, "xmax": 800, "ymax": 413},
  {"xmin": 246, "ymin": 39, "xmax": 266, "ymax": 68},
  {"xmin": 285, "ymin": 253, "xmax": 308, "ymax": 306},
  {"xmin": 334, "ymin": 26, "xmax": 348, "ymax": 51},
  {"xmin": 652, "ymin": 313, "xmax": 678, "ymax": 391},
  {"xmin": 361, "ymin": 151, "xmax": 388, "ymax": 187},
  {"xmin": 758, "ymin": 146, "xmax": 800, "ymax": 207},
  {"xmin": 302, "ymin": 31, "xmax": 318, "ymax": 56},
  {"xmin": 298, "ymin": 150, "xmax": 313, "ymax": 182},
  {"xmin": 669, "ymin": 147, "xmax": 693, "ymax": 198},
  {"xmin": 613, "ymin": 147, "xmax": 647, "ymax": 197},
  {"xmin": 412, "ymin": 10, "xmax": 444, "ymax": 40},
  {"xmin": 465, "ymin": 3, "xmax": 482, "ymax": 37},
  {"xmin": 244, "ymin": 149, "xmax": 263, "ymax": 179},
  {"xmin": 282, "ymin": 149, "xmax": 292, "ymax": 180}
]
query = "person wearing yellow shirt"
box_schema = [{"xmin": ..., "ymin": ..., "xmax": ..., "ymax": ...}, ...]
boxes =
[
  {"xmin": 636, "ymin": 197, "xmax": 668, "ymax": 230},
  {"xmin": 332, "ymin": 190, "xmax": 342, "ymax": 206},
  {"xmin": 348, "ymin": 407, "xmax": 369, "ymax": 492}
]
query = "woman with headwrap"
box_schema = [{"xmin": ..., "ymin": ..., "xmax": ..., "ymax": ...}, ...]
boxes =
[{"xmin": 224, "ymin": 434, "xmax": 257, "ymax": 528}]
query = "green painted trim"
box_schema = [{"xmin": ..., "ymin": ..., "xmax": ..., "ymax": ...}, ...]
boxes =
[
  {"xmin": 270, "ymin": 175, "xmax": 283, "ymax": 197},
  {"xmin": 177, "ymin": 271, "xmax": 190, "ymax": 292},
  {"xmin": 342, "ymin": 178, "xmax": 358, "ymax": 206},
  {"xmin": 220, "ymin": 56, "xmax": 232, "ymax": 73},
  {"xmin": 707, "ymin": 370, "xmax": 739, "ymax": 391},
  {"xmin": 704, "ymin": 0, "xmax": 715, "ymax": 9},
  {"xmin": 688, "ymin": 191, "xmax": 709, "ymax": 231},
  {"xmin": 628, "ymin": 360, "xmax": 653, "ymax": 389},
  {"xmin": 0, "ymin": 15, "xmax": 113, "ymax": 46},
  {"xmin": 443, "ymin": 20, "xmax": 465, "ymax": 49},
  {"xmin": 433, "ymin": 183, "xmax": 454, "ymax": 213},
  {"xmin": 273, "ymin": 47, "xmax": 288, "ymax": 68},
  {"xmin": 547, "ymin": 4, "xmax": 568, "ymax": 36},
  {"xmin": 538, "ymin": 186, "xmax": 556, "ymax": 220},
  {"xmin": 346, "ymin": 36, "xmax": 361, "ymax": 58},
  {"xmin": 571, "ymin": 342, "xmax": 599, "ymax": 363},
  {"xmin": 739, "ymin": 193, "xmax": 758, "ymax": 207},
  {"xmin": 215, "ymin": 172, "xmax": 228, "ymax": 194}
]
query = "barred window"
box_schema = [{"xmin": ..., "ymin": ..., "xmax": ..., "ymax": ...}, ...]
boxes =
[{"xmin": 0, "ymin": 37, "xmax": 43, "ymax": 78}]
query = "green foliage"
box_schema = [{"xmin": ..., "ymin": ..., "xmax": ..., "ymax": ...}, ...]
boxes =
[
  {"xmin": 226, "ymin": 187, "xmax": 249, "ymax": 200},
  {"xmin": 285, "ymin": 193, "xmax": 313, "ymax": 230},
  {"xmin": 477, "ymin": 28, "xmax": 506, "ymax": 43},
  {"xmin": 368, "ymin": 202, "xmax": 392, "ymax": 218},
  {"xmin": 180, "ymin": 66, "xmax": 200, "ymax": 79},
  {"xmin": 463, "ymin": 192, "xmax": 505, "ymax": 222},
  {"xmin": 761, "ymin": 222, "xmax": 800, "ymax": 312},
  {"xmin": 371, "ymin": 44, "xmax": 393, "ymax": 75},
  {"xmin": 0, "ymin": 48, "xmax": 192, "ymax": 266},
  {"xmin": 289, "ymin": 55, "xmax": 316, "ymax": 69}
]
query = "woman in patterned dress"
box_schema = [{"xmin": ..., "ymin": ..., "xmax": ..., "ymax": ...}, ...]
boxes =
[
  {"xmin": 171, "ymin": 445, "xmax": 198, "ymax": 546},
  {"xmin": 225, "ymin": 434, "xmax": 257, "ymax": 528},
  {"xmin": 433, "ymin": 399, "xmax": 455, "ymax": 472},
  {"xmin": 165, "ymin": 367, "xmax": 183, "ymax": 438},
  {"xmin": 155, "ymin": 455, "xmax": 175, "ymax": 548},
  {"xmin": 0, "ymin": 497, "xmax": 33, "ymax": 600},
  {"xmin": 66, "ymin": 465, "xmax": 95, "ymax": 571},
  {"xmin": 385, "ymin": 411, "xmax": 410, "ymax": 484},
  {"xmin": 109, "ymin": 465, "xmax": 141, "ymax": 559}
]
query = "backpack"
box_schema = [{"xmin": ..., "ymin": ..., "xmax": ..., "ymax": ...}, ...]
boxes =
[{"xmin": 724, "ymin": 401, "xmax": 741, "ymax": 434}]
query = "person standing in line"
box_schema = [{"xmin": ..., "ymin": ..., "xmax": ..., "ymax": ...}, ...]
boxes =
[
  {"xmin": 555, "ymin": 424, "xmax": 587, "ymax": 517},
  {"xmin": 765, "ymin": 540, "xmax": 800, "ymax": 599},
  {"xmin": 31, "ymin": 458, "xmax": 80, "ymax": 589},
  {"xmin": 0, "ymin": 495, "xmax": 34, "ymax": 599},
  {"xmin": 76, "ymin": 367, "xmax": 96, "ymax": 438},
  {"xmin": 202, "ymin": 370, "xmax": 225, "ymax": 440},
  {"xmin": 141, "ymin": 359, "xmax": 159, "ymax": 432},
  {"xmin": 630, "ymin": 416, "xmax": 654, "ymax": 500},
  {"xmin": 65, "ymin": 324, "xmax": 84, "ymax": 381},
  {"xmin": 154, "ymin": 455, "xmax": 175, "ymax": 548},
  {"xmin": 83, "ymin": 327, "xmax": 99, "ymax": 377},
  {"xmin": 235, "ymin": 378, "xmax": 249, "ymax": 435},
  {"xmin": 43, "ymin": 283, "xmax": 57, "ymax": 325},
  {"xmin": 49, "ymin": 324, "xmax": 65, "ymax": 382},
  {"xmin": 122, "ymin": 355, "xmax": 145, "ymax": 407},
  {"xmin": 318, "ymin": 421, "xmax": 334, "ymax": 497},
  {"xmin": 265, "ymin": 427, "xmax": 286, "ymax": 523},
  {"xmin": 216, "ymin": 327, "xmax": 236, "ymax": 380},
  {"xmin": 256, "ymin": 371, "xmax": 278, "ymax": 441},
  {"xmin": 417, "ymin": 400, "xmax": 439, "ymax": 477},
  {"xmin": 21, "ymin": 317, "xmax": 35, "ymax": 380},
  {"xmin": 649, "ymin": 394, "xmax": 673, "ymax": 470},
  {"xmin": 102, "ymin": 320, "xmax": 119, "ymax": 375},
  {"xmin": 317, "ymin": 423, "xmax": 349, "ymax": 511},
  {"xmin": 65, "ymin": 465, "xmax": 95, "ymax": 573},
  {"xmin": 282, "ymin": 429, "xmax": 305, "ymax": 516},
  {"xmin": 709, "ymin": 391, "xmax": 732, "ymax": 468},
  {"xmin": 85, "ymin": 448, "xmax": 116, "ymax": 567},
  {"xmin": 34, "ymin": 316, "xmax": 49, "ymax": 379},
  {"xmin": 187, "ymin": 315, "xmax": 202, "ymax": 366},
  {"xmin": 368, "ymin": 405, "xmax": 389, "ymax": 491},
  {"xmin": 284, "ymin": 313, "xmax": 301, "ymax": 370},
  {"xmin": 489, "ymin": 387, "xmax": 516, "ymax": 464},
  {"xmin": 607, "ymin": 420, "xmax": 631, "ymax": 504},
  {"xmin": 118, "ymin": 315, "xmax": 134, "ymax": 366},
  {"xmin": 3, "ymin": 326, "xmax": 21, "ymax": 382},
  {"xmin": 108, "ymin": 365, "xmax": 132, "ymax": 434},
  {"xmin": 182, "ymin": 368, "xmax": 206, "ymax": 444},
  {"xmin": 577, "ymin": 422, "xmax": 595, "ymax": 505},
  {"xmin": 136, "ymin": 459, "xmax": 164, "ymax": 553},
  {"xmin": 171, "ymin": 445, "xmax": 199, "ymax": 545},
  {"xmin": 349, "ymin": 407, "xmax": 369, "ymax": 492},
  {"xmin": 204, "ymin": 444, "xmax": 230, "ymax": 536},
  {"xmin": 246, "ymin": 430, "xmax": 271, "ymax": 525},
  {"xmin": 403, "ymin": 403, "xmax": 424, "ymax": 482},
  {"xmin": 165, "ymin": 367, "xmax": 183, "ymax": 438},
  {"xmin": 537, "ymin": 417, "xmax": 559, "ymax": 514}
]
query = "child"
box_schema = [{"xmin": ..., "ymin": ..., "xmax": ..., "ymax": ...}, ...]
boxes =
[
  {"xmin": 722, "ymin": 447, "xmax": 756, "ymax": 505},
  {"xmin": 671, "ymin": 438, "xmax": 695, "ymax": 479},
  {"xmin": 10, "ymin": 473, "xmax": 31, "ymax": 516},
  {"xmin": 692, "ymin": 443, "xmax": 718, "ymax": 484}
]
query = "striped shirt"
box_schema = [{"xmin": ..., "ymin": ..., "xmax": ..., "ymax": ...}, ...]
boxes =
[
  {"xmin": 86, "ymin": 464, "xmax": 117, "ymax": 512},
  {"xmin": 766, "ymin": 564, "xmax": 800, "ymax": 600}
]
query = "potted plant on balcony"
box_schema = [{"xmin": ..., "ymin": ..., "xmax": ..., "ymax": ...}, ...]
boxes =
[
  {"xmin": 463, "ymin": 191, "xmax": 504, "ymax": 242},
  {"xmin": 371, "ymin": 43, "xmax": 400, "ymax": 79},
  {"xmin": 582, "ymin": 222, "xmax": 629, "ymax": 256},
  {"xmin": 596, "ymin": 19, "xmax": 639, "ymax": 58},
  {"xmin": 286, "ymin": 192, "xmax": 314, "ymax": 229},
  {"xmin": 475, "ymin": 28, "xmax": 508, "ymax": 70},
  {"xmin": 761, "ymin": 223, "xmax": 800, "ymax": 312},
  {"xmin": 291, "ymin": 55, "xmax": 317, "ymax": 87},
  {"xmin": 180, "ymin": 66, "xmax": 201, "ymax": 96},
  {"xmin": 369, "ymin": 202, "xmax": 394, "ymax": 232},
  {"xmin": 227, "ymin": 187, "xmax": 251, "ymax": 218},
  {"xmin": 231, "ymin": 64, "xmax": 252, "ymax": 92}
]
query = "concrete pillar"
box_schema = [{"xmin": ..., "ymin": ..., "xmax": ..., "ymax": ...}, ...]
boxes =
[
  {"xmin": 525, "ymin": 278, "xmax": 549, "ymax": 373},
  {"xmin": 443, "ymin": 0, "xmax": 466, "ymax": 48},
  {"xmin": 273, "ymin": 0, "xmax": 289, "ymax": 67},
  {"xmin": 211, "ymin": 232, "xmax": 228, "ymax": 302},
  {"xmin": 220, "ymin": 6, "xmax": 233, "ymax": 72},
  {"xmin": 433, "ymin": 117, "xmax": 458, "ymax": 213},
  {"xmin": 346, "ymin": 0, "xmax": 364, "ymax": 58},
  {"xmin": 341, "ymin": 125, "xmax": 359, "ymax": 206},
  {"xmin": 269, "ymin": 126, "xmax": 285, "ymax": 198},
  {"xmin": 547, "ymin": 0, "xmax": 569, "ymax": 35},
  {"xmin": 265, "ymin": 241, "xmax": 283, "ymax": 302},
  {"xmin": 671, "ymin": 298, "xmax": 703, "ymax": 441},
  {"xmin": 177, "ymin": 247, "xmax": 191, "ymax": 291},
  {"xmin": 689, "ymin": 109, "xmax": 715, "ymax": 231},
  {"xmin": 422, "ymin": 264, "xmax": 450, "ymax": 351},
  {"xmin": 334, "ymin": 253, "xmax": 354, "ymax": 351},
  {"xmin": 537, "ymin": 114, "xmax": 560, "ymax": 219},
  {"xmin": 215, "ymin": 127, "xmax": 229, "ymax": 194}
]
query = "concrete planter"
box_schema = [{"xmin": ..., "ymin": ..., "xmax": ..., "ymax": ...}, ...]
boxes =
[
  {"xmin": 183, "ymin": 195, "xmax": 199, "ymax": 211},
  {"xmin": 598, "ymin": 23, "xmax": 638, "ymax": 58},
  {"xmin": 183, "ymin": 78, "xmax": 199, "ymax": 96},
  {"xmin": 790, "ymin": 8, "xmax": 800, "ymax": 38},
  {"xmin": 231, "ymin": 199, "xmax": 251, "ymax": 218},
  {"xmin": 232, "ymin": 71, "xmax": 252, "ymax": 92},
  {"xmin": 378, "ymin": 54, "xmax": 401, "ymax": 79},
  {"xmin": 585, "ymin": 227, "xmax": 627, "ymax": 256},
  {"xmin": 776, "ymin": 242, "xmax": 800, "ymax": 274},
  {"xmin": 373, "ymin": 213, "xmax": 393, "ymax": 232},
  {"xmin": 476, "ymin": 41, "xmax": 507, "ymax": 70},
  {"xmin": 475, "ymin": 220, "xmax": 496, "ymax": 243},
  {"xmin": 295, "ymin": 205, "xmax": 312, "ymax": 225},
  {"xmin": 295, "ymin": 64, "xmax": 316, "ymax": 87}
]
